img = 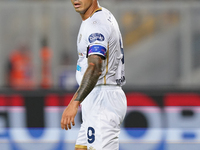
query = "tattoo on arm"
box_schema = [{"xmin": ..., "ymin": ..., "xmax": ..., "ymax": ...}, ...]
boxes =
[{"xmin": 74, "ymin": 55, "xmax": 103, "ymax": 103}]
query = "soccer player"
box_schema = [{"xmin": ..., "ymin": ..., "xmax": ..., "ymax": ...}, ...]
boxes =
[{"xmin": 60, "ymin": 0, "xmax": 127, "ymax": 149}]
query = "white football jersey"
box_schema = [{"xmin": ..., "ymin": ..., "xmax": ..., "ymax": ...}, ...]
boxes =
[{"xmin": 76, "ymin": 7, "xmax": 125, "ymax": 86}]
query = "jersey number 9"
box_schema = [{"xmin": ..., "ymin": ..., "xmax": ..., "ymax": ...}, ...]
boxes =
[{"xmin": 87, "ymin": 127, "xmax": 95, "ymax": 144}]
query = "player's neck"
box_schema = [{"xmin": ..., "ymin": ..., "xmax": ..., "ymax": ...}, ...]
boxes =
[{"xmin": 80, "ymin": 2, "xmax": 99, "ymax": 21}]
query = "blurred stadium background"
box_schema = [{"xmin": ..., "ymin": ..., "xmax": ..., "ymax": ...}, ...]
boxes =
[{"xmin": 0, "ymin": 0, "xmax": 200, "ymax": 150}]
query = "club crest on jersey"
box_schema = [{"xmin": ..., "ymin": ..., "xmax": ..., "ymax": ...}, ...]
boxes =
[{"xmin": 89, "ymin": 33, "xmax": 104, "ymax": 43}]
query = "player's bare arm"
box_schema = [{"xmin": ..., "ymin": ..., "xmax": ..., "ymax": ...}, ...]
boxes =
[
  {"xmin": 61, "ymin": 54, "xmax": 103, "ymax": 130},
  {"xmin": 75, "ymin": 54, "xmax": 103, "ymax": 102}
]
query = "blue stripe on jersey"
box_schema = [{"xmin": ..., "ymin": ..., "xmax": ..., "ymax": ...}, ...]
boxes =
[
  {"xmin": 88, "ymin": 45, "xmax": 106, "ymax": 57},
  {"xmin": 77, "ymin": 65, "xmax": 81, "ymax": 71}
]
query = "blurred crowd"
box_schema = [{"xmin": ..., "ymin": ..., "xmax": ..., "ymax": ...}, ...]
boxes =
[
  {"xmin": 6, "ymin": 38, "xmax": 53, "ymax": 90},
  {"xmin": 6, "ymin": 38, "xmax": 78, "ymax": 91}
]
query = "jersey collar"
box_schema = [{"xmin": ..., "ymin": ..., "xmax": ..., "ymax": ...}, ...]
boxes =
[{"xmin": 90, "ymin": 7, "xmax": 102, "ymax": 18}]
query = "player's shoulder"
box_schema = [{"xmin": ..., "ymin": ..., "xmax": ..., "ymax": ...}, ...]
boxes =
[
  {"xmin": 88, "ymin": 7, "xmax": 112, "ymax": 29},
  {"xmin": 91, "ymin": 7, "xmax": 111, "ymax": 21}
]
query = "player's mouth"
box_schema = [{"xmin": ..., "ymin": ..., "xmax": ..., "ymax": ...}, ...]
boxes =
[{"xmin": 74, "ymin": 2, "xmax": 81, "ymax": 8}]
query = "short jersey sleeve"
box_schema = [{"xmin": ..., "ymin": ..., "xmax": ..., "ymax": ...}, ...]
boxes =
[{"xmin": 86, "ymin": 19, "xmax": 109, "ymax": 58}]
